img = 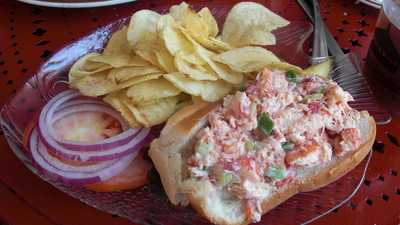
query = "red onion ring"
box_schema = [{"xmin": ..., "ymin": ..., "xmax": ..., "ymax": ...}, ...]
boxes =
[
  {"xmin": 54, "ymin": 98, "xmax": 107, "ymax": 112},
  {"xmin": 31, "ymin": 130, "xmax": 118, "ymax": 173},
  {"xmin": 30, "ymin": 130, "xmax": 136, "ymax": 186},
  {"xmin": 25, "ymin": 90, "xmax": 160, "ymax": 186},
  {"xmin": 37, "ymin": 90, "xmax": 152, "ymax": 161},
  {"xmin": 38, "ymin": 127, "xmax": 150, "ymax": 161},
  {"xmin": 43, "ymin": 90, "xmax": 133, "ymax": 141}
]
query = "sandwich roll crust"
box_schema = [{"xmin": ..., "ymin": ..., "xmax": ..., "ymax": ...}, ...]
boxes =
[{"xmin": 149, "ymin": 100, "xmax": 219, "ymax": 205}]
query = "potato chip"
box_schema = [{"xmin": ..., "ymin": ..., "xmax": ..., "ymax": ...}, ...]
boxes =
[
  {"xmin": 170, "ymin": 2, "xmax": 210, "ymax": 38},
  {"xmin": 164, "ymin": 72, "xmax": 232, "ymax": 102},
  {"xmin": 268, "ymin": 61, "xmax": 304, "ymax": 75},
  {"xmin": 198, "ymin": 7, "xmax": 219, "ymax": 37},
  {"xmin": 127, "ymin": 10, "xmax": 162, "ymax": 50},
  {"xmin": 213, "ymin": 46, "xmax": 281, "ymax": 73},
  {"xmin": 178, "ymin": 28, "xmax": 235, "ymax": 80},
  {"xmin": 122, "ymin": 96, "xmax": 180, "ymax": 127},
  {"xmin": 177, "ymin": 26, "xmax": 197, "ymax": 44},
  {"xmin": 132, "ymin": 93, "xmax": 190, "ymax": 107},
  {"xmin": 222, "ymin": 2, "xmax": 289, "ymax": 46},
  {"xmin": 103, "ymin": 92, "xmax": 140, "ymax": 127},
  {"xmin": 130, "ymin": 98, "xmax": 160, "ymax": 107},
  {"xmin": 194, "ymin": 45, "xmax": 243, "ymax": 84},
  {"xmin": 71, "ymin": 72, "xmax": 117, "ymax": 97},
  {"xmin": 110, "ymin": 66, "xmax": 162, "ymax": 82},
  {"xmin": 194, "ymin": 36, "xmax": 231, "ymax": 52},
  {"xmin": 126, "ymin": 78, "xmax": 181, "ymax": 103},
  {"xmin": 90, "ymin": 54, "xmax": 151, "ymax": 68},
  {"xmin": 88, "ymin": 27, "xmax": 153, "ymax": 68},
  {"xmin": 118, "ymin": 73, "xmax": 163, "ymax": 89},
  {"xmin": 168, "ymin": 2, "xmax": 189, "ymax": 25},
  {"xmin": 175, "ymin": 51, "xmax": 218, "ymax": 81},
  {"xmin": 178, "ymin": 22, "xmax": 230, "ymax": 53},
  {"xmin": 155, "ymin": 48, "xmax": 177, "ymax": 73},
  {"xmin": 135, "ymin": 49, "xmax": 161, "ymax": 68},
  {"xmin": 69, "ymin": 2, "xmax": 295, "ymax": 129},
  {"xmin": 126, "ymin": 55, "xmax": 156, "ymax": 67},
  {"xmin": 244, "ymin": 30, "xmax": 276, "ymax": 47},
  {"xmin": 158, "ymin": 15, "xmax": 194, "ymax": 56},
  {"xmin": 103, "ymin": 26, "xmax": 131, "ymax": 56},
  {"xmin": 80, "ymin": 57, "xmax": 110, "ymax": 72},
  {"xmin": 183, "ymin": 52, "xmax": 206, "ymax": 65},
  {"xmin": 89, "ymin": 54, "xmax": 131, "ymax": 68},
  {"xmin": 69, "ymin": 53, "xmax": 111, "ymax": 82}
]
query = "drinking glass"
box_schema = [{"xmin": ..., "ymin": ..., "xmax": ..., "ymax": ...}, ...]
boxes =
[{"xmin": 364, "ymin": 0, "xmax": 400, "ymax": 116}]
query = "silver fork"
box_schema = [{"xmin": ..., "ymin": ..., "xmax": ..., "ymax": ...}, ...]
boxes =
[
  {"xmin": 298, "ymin": 0, "xmax": 391, "ymax": 124},
  {"xmin": 310, "ymin": 0, "xmax": 328, "ymax": 64}
]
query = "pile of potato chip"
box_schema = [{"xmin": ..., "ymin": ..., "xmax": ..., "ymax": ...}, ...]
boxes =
[{"xmin": 69, "ymin": 1, "xmax": 294, "ymax": 128}]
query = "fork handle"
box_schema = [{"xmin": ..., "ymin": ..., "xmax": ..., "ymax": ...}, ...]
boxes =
[{"xmin": 311, "ymin": 0, "xmax": 329, "ymax": 64}]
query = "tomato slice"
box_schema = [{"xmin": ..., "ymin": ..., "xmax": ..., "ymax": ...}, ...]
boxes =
[
  {"xmin": 47, "ymin": 111, "xmax": 123, "ymax": 166},
  {"xmin": 52, "ymin": 111, "xmax": 122, "ymax": 143},
  {"xmin": 85, "ymin": 152, "xmax": 152, "ymax": 192}
]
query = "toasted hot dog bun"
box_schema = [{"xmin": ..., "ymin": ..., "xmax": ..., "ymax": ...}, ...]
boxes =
[{"xmin": 149, "ymin": 101, "xmax": 376, "ymax": 225}]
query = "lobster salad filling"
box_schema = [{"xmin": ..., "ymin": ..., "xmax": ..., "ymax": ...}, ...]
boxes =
[{"xmin": 187, "ymin": 68, "xmax": 363, "ymax": 222}]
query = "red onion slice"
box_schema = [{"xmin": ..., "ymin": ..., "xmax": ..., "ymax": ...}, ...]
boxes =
[
  {"xmin": 55, "ymin": 98, "xmax": 107, "ymax": 111},
  {"xmin": 40, "ymin": 91, "xmax": 135, "ymax": 147},
  {"xmin": 26, "ymin": 90, "xmax": 158, "ymax": 185},
  {"xmin": 30, "ymin": 130, "xmax": 136, "ymax": 186},
  {"xmin": 38, "ymin": 127, "xmax": 150, "ymax": 161},
  {"xmin": 37, "ymin": 90, "xmax": 152, "ymax": 161},
  {"xmin": 31, "ymin": 130, "xmax": 119, "ymax": 173}
]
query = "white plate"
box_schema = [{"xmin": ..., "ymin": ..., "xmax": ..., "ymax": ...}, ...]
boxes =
[
  {"xmin": 358, "ymin": 0, "xmax": 383, "ymax": 8},
  {"xmin": 17, "ymin": 0, "xmax": 137, "ymax": 8}
]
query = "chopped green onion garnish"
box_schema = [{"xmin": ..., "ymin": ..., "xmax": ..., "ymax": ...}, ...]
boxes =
[
  {"xmin": 258, "ymin": 112, "xmax": 274, "ymax": 136},
  {"xmin": 287, "ymin": 70, "xmax": 296, "ymax": 77},
  {"xmin": 281, "ymin": 142, "xmax": 294, "ymax": 152},
  {"xmin": 286, "ymin": 70, "xmax": 298, "ymax": 83},
  {"xmin": 219, "ymin": 172, "xmax": 233, "ymax": 187},
  {"xmin": 265, "ymin": 166, "xmax": 285, "ymax": 180},
  {"xmin": 245, "ymin": 140, "xmax": 256, "ymax": 151}
]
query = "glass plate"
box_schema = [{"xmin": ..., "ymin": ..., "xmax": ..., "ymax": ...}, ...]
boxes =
[{"xmin": 0, "ymin": 1, "xmax": 372, "ymax": 225}]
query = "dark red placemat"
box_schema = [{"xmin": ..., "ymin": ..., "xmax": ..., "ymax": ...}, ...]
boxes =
[{"xmin": 0, "ymin": 0, "xmax": 398, "ymax": 225}]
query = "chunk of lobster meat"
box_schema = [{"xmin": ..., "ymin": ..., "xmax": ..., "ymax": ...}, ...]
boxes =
[
  {"xmin": 331, "ymin": 128, "xmax": 361, "ymax": 156},
  {"xmin": 285, "ymin": 141, "xmax": 332, "ymax": 167}
]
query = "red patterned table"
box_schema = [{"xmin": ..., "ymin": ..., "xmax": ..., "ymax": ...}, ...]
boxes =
[{"xmin": 0, "ymin": 0, "xmax": 399, "ymax": 225}]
